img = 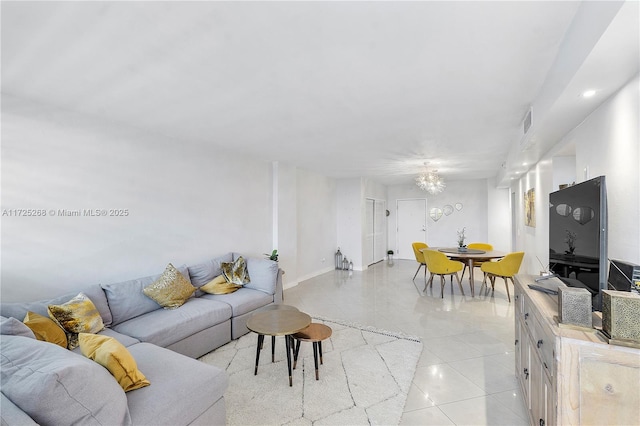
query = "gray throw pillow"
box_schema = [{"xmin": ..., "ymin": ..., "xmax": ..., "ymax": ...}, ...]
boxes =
[
  {"xmin": 0, "ymin": 335, "xmax": 131, "ymax": 425},
  {"xmin": 244, "ymin": 258, "xmax": 278, "ymax": 295},
  {"xmin": 0, "ymin": 316, "xmax": 35, "ymax": 339}
]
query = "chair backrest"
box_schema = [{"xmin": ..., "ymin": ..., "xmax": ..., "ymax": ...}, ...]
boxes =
[
  {"xmin": 411, "ymin": 242, "xmax": 428, "ymax": 263},
  {"xmin": 497, "ymin": 251, "xmax": 525, "ymax": 276},
  {"xmin": 423, "ymin": 249, "xmax": 458, "ymax": 274},
  {"xmin": 467, "ymin": 242, "xmax": 493, "ymax": 251}
]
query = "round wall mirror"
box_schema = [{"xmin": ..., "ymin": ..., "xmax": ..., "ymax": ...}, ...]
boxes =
[
  {"xmin": 455, "ymin": 203, "xmax": 463, "ymax": 211},
  {"xmin": 429, "ymin": 207, "xmax": 443, "ymax": 222},
  {"xmin": 572, "ymin": 206, "xmax": 594, "ymax": 225},
  {"xmin": 555, "ymin": 204, "xmax": 572, "ymax": 217},
  {"xmin": 443, "ymin": 205, "xmax": 454, "ymax": 216}
]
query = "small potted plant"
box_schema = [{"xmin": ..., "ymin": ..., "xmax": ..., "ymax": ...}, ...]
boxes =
[
  {"xmin": 264, "ymin": 249, "xmax": 278, "ymax": 262},
  {"xmin": 387, "ymin": 249, "xmax": 394, "ymax": 260},
  {"xmin": 457, "ymin": 227, "xmax": 467, "ymax": 252}
]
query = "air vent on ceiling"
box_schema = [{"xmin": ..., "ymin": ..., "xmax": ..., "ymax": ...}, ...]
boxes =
[{"xmin": 523, "ymin": 108, "xmax": 532, "ymax": 135}]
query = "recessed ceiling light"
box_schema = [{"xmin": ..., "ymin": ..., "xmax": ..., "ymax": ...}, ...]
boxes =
[
  {"xmin": 582, "ymin": 90, "xmax": 596, "ymax": 98},
  {"xmin": 522, "ymin": 162, "xmax": 528, "ymax": 166}
]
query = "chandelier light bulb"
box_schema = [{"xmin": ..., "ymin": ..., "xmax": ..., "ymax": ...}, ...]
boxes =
[{"xmin": 415, "ymin": 165, "xmax": 445, "ymax": 194}]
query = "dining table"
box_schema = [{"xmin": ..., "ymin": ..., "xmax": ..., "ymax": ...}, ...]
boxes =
[{"xmin": 421, "ymin": 247, "xmax": 507, "ymax": 296}]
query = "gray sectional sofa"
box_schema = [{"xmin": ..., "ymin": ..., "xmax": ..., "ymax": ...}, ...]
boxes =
[{"xmin": 0, "ymin": 252, "xmax": 283, "ymax": 425}]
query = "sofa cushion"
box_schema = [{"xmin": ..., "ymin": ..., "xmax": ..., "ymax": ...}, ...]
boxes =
[
  {"xmin": 143, "ymin": 263, "xmax": 196, "ymax": 309},
  {"xmin": 1, "ymin": 392, "xmax": 38, "ymax": 425},
  {"xmin": 201, "ymin": 274, "xmax": 242, "ymax": 295},
  {"xmin": 188, "ymin": 253, "xmax": 234, "ymax": 289},
  {"xmin": 201, "ymin": 287, "xmax": 273, "ymax": 317},
  {"xmin": 0, "ymin": 316, "xmax": 35, "ymax": 339},
  {"xmin": 101, "ymin": 265, "xmax": 190, "ymax": 325},
  {"xmin": 125, "ymin": 343, "xmax": 228, "ymax": 426},
  {"xmin": 0, "ymin": 335, "xmax": 131, "ymax": 426},
  {"xmin": 79, "ymin": 284, "xmax": 114, "ymax": 327},
  {"xmin": 23, "ymin": 311, "xmax": 68, "ymax": 348},
  {"xmin": 79, "ymin": 333, "xmax": 150, "ymax": 392},
  {"xmin": 97, "ymin": 328, "xmax": 141, "ymax": 347},
  {"xmin": 245, "ymin": 257, "xmax": 279, "ymax": 295},
  {"xmin": 111, "ymin": 298, "xmax": 232, "ymax": 348}
]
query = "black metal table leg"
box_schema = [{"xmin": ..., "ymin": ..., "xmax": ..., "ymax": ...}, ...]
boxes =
[
  {"xmin": 312, "ymin": 342, "xmax": 319, "ymax": 380},
  {"xmin": 255, "ymin": 334, "xmax": 264, "ymax": 375},
  {"xmin": 271, "ymin": 335, "xmax": 276, "ymax": 362},
  {"xmin": 285, "ymin": 334, "xmax": 293, "ymax": 386},
  {"xmin": 293, "ymin": 338, "xmax": 301, "ymax": 369}
]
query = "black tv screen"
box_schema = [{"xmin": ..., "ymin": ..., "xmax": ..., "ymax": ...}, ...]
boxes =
[{"xmin": 549, "ymin": 176, "xmax": 607, "ymax": 311}]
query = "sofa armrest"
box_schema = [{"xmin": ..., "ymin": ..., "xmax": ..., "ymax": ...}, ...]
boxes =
[{"xmin": 274, "ymin": 268, "xmax": 284, "ymax": 303}]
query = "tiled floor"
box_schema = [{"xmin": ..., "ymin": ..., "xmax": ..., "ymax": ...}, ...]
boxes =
[{"xmin": 284, "ymin": 259, "xmax": 529, "ymax": 425}]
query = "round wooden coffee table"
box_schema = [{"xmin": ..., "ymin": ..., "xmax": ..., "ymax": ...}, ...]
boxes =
[
  {"xmin": 246, "ymin": 309, "xmax": 311, "ymax": 386},
  {"xmin": 292, "ymin": 323, "xmax": 332, "ymax": 380},
  {"xmin": 256, "ymin": 304, "xmax": 299, "ymax": 362}
]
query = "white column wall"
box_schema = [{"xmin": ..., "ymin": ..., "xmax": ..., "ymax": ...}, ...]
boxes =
[
  {"xmin": 275, "ymin": 162, "xmax": 299, "ymax": 289},
  {"xmin": 295, "ymin": 168, "xmax": 337, "ymax": 281},
  {"xmin": 336, "ymin": 178, "xmax": 364, "ymax": 270},
  {"xmin": 486, "ymin": 177, "xmax": 511, "ymax": 252}
]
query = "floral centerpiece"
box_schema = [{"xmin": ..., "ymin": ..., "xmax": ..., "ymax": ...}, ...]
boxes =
[
  {"xmin": 564, "ymin": 230, "xmax": 577, "ymax": 255},
  {"xmin": 457, "ymin": 227, "xmax": 467, "ymax": 251}
]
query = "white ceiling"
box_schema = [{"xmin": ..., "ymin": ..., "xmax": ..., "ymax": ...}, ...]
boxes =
[{"xmin": 2, "ymin": 1, "xmax": 638, "ymax": 187}]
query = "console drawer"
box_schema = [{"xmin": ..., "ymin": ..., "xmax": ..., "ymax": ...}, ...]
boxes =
[{"xmin": 533, "ymin": 315, "xmax": 555, "ymax": 377}]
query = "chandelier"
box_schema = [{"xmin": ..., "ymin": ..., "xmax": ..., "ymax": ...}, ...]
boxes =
[{"xmin": 415, "ymin": 164, "xmax": 445, "ymax": 194}]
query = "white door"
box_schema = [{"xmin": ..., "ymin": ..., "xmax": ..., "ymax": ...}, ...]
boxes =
[{"xmin": 397, "ymin": 199, "xmax": 427, "ymax": 260}]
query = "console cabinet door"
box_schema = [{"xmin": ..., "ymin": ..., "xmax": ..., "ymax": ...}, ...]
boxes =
[
  {"xmin": 518, "ymin": 330, "xmax": 531, "ymax": 410},
  {"xmin": 530, "ymin": 351, "xmax": 545, "ymax": 426},
  {"xmin": 544, "ymin": 374, "xmax": 556, "ymax": 426}
]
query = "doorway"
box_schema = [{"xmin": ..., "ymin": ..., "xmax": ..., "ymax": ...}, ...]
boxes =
[{"xmin": 396, "ymin": 199, "xmax": 427, "ymax": 260}]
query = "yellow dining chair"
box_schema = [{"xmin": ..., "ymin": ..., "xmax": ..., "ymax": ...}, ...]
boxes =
[
  {"xmin": 411, "ymin": 242, "xmax": 429, "ymax": 282},
  {"xmin": 422, "ymin": 249, "xmax": 465, "ymax": 298},
  {"xmin": 480, "ymin": 251, "xmax": 524, "ymax": 302},
  {"xmin": 460, "ymin": 242, "xmax": 494, "ymax": 280}
]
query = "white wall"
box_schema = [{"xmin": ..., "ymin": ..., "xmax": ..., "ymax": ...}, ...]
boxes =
[
  {"xmin": 513, "ymin": 74, "xmax": 640, "ymax": 272},
  {"xmin": 552, "ymin": 156, "xmax": 576, "ymax": 191},
  {"xmin": 387, "ymin": 179, "xmax": 490, "ymax": 250},
  {"xmin": 1, "ymin": 96, "xmax": 273, "ymax": 301},
  {"xmin": 573, "ymin": 74, "xmax": 639, "ymax": 263}
]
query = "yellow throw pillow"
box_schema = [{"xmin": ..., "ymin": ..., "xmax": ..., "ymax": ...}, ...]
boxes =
[
  {"xmin": 201, "ymin": 274, "xmax": 242, "ymax": 295},
  {"xmin": 23, "ymin": 311, "xmax": 68, "ymax": 348},
  {"xmin": 143, "ymin": 263, "xmax": 196, "ymax": 309},
  {"xmin": 221, "ymin": 256, "xmax": 250, "ymax": 285},
  {"xmin": 78, "ymin": 333, "xmax": 150, "ymax": 392}
]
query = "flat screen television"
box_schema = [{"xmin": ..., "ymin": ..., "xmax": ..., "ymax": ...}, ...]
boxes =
[{"xmin": 549, "ymin": 176, "xmax": 607, "ymax": 311}]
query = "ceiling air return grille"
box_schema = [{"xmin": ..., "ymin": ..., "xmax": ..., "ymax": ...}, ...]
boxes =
[{"xmin": 523, "ymin": 108, "xmax": 532, "ymax": 135}]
